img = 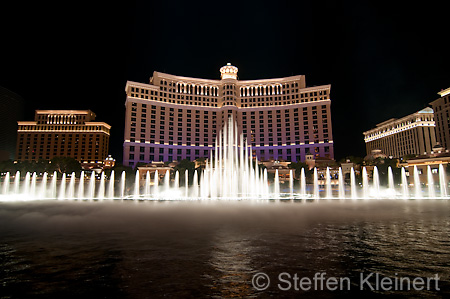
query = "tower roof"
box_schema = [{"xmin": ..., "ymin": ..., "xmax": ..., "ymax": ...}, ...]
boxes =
[{"xmin": 219, "ymin": 63, "xmax": 238, "ymax": 80}]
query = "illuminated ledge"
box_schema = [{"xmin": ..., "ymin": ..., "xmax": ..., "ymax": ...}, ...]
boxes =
[
  {"xmin": 18, "ymin": 129, "xmax": 110, "ymax": 134},
  {"xmin": 126, "ymin": 95, "xmax": 331, "ymax": 109},
  {"xmin": 123, "ymin": 141, "xmax": 333, "ymax": 147},
  {"xmin": 85, "ymin": 122, "xmax": 112, "ymax": 129},
  {"xmin": 364, "ymin": 122, "xmax": 435, "ymax": 143},
  {"xmin": 36, "ymin": 110, "xmax": 93, "ymax": 115},
  {"xmin": 438, "ymin": 87, "xmax": 450, "ymax": 97}
]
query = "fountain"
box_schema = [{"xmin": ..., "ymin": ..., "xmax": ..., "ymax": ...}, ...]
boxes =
[
  {"xmin": 439, "ymin": 164, "xmax": 447, "ymax": 197},
  {"xmin": 108, "ymin": 170, "xmax": 115, "ymax": 199},
  {"xmin": 350, "ymin": 167, "xmax": 357, "ymax": 199},
  {"xmin": 427, "ymin": 166, "xmax": 435, "ymax": 198},
  {"xmin": 1, "ymin": 116, "xmax": 450, "ymax": 202},
  {"xmin": 413, "ymin": 165, "xmax": 421, "ymax": 198},
  {"xmin": 338, "ymin": 167, "xmax": 345, "ymax": 199},
  {"xmin": 300, "ymin": 168, "xmax": 306, "ymax": 196},
  {"xmin": 325, "ymin": 167, "xmax": 332, "ymax": 198},
  {"xmin": 362, "ymin": 167, "xmax": 369, "ymax": 198},
  {"xmin": 388, "ymin": 166, "xmax": 395, "ymax": 195},
  {"xmin": 401, "ymin": 167, "xmax": 409, "ymax": 199}
]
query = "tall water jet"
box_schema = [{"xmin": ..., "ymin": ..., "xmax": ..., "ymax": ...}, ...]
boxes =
[
  {"xmin": 58, "ymin": 173, "xmax": 66, "ymax": 200},
  {"xmin": 39, "ymin": 172, "xmax": 48, "ymax": 198},
  {"xmin": 350, "ymin": 167, "xmax": 357, "ymax": 199},
  {"xmin": 120, "ymin": 171, "xmax": 126, "ymax": 199},
  {"xmin": 313, "ymin": 168, "xmax": 319, "ymax": 199},
  {"xmin": 387, "ymin": 166, "xmax": 395, "ymax": 195},
  {"xmin": 14, "ymin": 171, "xmax": 20, "ymax": 195},
  {"xmin": 413, "ymin": 165, "xmax": 421, "ymax": 198},
  {"xmin": 373, "ymin": 166, "xmax": 380, "ymax": 197},
  {"xmin": 401, "ymin": 167, "xmax": 409, "ymax": 199},
  {"xmin": 200, "ymin": 170, "xmax": 207, "ymax": 199},
  {"xmin": 289, "ymin": 169, "xmax": 294, "ymax": 198},
  {"xmin": 50, "ymin": 171, "xmax": 57, "ymax": 198},
  {"xmin": 30, "ymin": 172, "xmax": 37, "ymax": 197},
  {"xmin": 264, "ymin": 168, "xmax": 269, "ymax": 198},
  {"xmin": 67, "ymin": 172, "xmax": 76, "ymax": 199},
  {"xmin": 134, "ymin": 170, "xmax": 140, "ymax": 199},
  {"xmin": 193, "ymin": 170, "xmax": 198, "ymax": 198},
  {"xmin": 325, "ymin": 167, "xmax": 332, "ymax": 199},
  {"xmin": 174, "ymin": 170, "xmax": 179, "ymax": 193},
  {"xmin": 98, "ymin": 172, "xmax": 105, "ymax": 200},
  {"xmin": 78, "ymin": 171, "xmax": 85, "ymax": 200},
  {"xmin": 185, "ymin": 169, "xmax": 188, "ymax": 198},
  {"xmin": 274, "ymin": 169, "xmax": 280, "ymax": 199},
  {"xmin": 362, "ymin": 167, "xmax": 369, "ymax": 199},
  {"xmin": 145, "ymin": 171, "xmax": 151, "ymax": 197},
  {"xmin": 153, "ymin": 170, "xmax": 159, "ymax": 197},
  {"xmin": 107, "ymin": 170, "xmax": 115, "ymax": 199},
  {"xmin": 439, "ymin": 164, "xmax": 447, "ymax": 197},
  {"xmin": 23, "ymin": 172, "xmax": 30, "ymax": 195},
  {"xmin": 88, "ymin": 172, "xmax": 96, "ymax": 200},
  {"xmin": 2, "ymin": 172, "xmax": 10, "ymax": 195},
  {"xmin": 338, "ymin": 167, "xmax": 345, "ymax": 199},
  {"xmin": 300, "ymin": 168, "xmax": 306, "ymax": 197},
  {"xmin": 164, "ymin": 170, "xmax": 170, "ymax": 194},
  {"xmin": 427, "ymin": 166, "xmax": 435, "ymax": 198}
]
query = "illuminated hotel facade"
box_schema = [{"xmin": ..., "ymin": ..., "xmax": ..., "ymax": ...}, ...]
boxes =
[
  {"xmin": 123, "ymin": 64, "xmax": 334, "ymax": 167},
  {"xmin": 363, "ymin": 108, "xmax": 436, "ymax": 158},
  {"xmin": 16, "ymin": 110, "xmax": 111, "ymax": 162},
  {"xmin": 429, "ymin": 87, "xmax": 450, "ymax": 149}
]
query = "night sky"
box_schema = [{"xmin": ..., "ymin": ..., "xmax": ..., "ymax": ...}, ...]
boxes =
[{"xmin": 1, "ymin": 1, "xmax": 449, "ymax": 163}]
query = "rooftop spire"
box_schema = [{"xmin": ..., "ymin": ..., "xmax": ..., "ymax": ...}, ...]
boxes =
[{"xmin": 219, "ymin": 63, "xmax": 238, "ymax": 80}]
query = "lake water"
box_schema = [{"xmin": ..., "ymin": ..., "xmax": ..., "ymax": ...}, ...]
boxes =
[{"xmin": 0, "ymin": 200, "xmax": 449, "ymax": 298}]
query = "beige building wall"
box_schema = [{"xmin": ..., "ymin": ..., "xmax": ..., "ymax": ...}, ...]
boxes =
[
  {"xmin": 429, "ymin": 87, "xmax": 450, "ymax": 149},
  {"xmin": 16, "ymin": 110, "xmax": 111, "ymax": 162},
  {"xmin": 363, "ymin": 108, "xmax": 436, "ymax": 158},
  {"xmin": 123, "ymin": 64, "xmax": 334, "ymax": 167}
]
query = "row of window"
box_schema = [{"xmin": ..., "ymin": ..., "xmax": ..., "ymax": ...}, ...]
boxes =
[
  {"xmin": 18, "ymin": 125, "xmax": 110, "ymax": 134},
  {"xmin": 127, "ymin": 146, "xmax": 331, "ymax": 164}
]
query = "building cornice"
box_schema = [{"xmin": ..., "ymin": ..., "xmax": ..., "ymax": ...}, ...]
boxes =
[{"xmin": 438, "ymin": 87, "xmax": 450, "ymax": 97}]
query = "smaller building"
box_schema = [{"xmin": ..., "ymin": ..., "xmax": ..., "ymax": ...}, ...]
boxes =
[
  {"xmin": 429, "ymin": 87, "xmax": 450, "ymax": 149},
  {"xmin": 16, "ymin": 110, "xmax": 111, "ymax": 163},
  {"xmin": 81, "ymin": 155, "xmax": 116, "ymax": 172},
  {"xmin": 304, "ymin": 154, "xmax": 336, "ymax": 170},
  {"xmin": 137, "ymin": 162, "xmax": 173, "ymax": 182},
  {"xmin": 261, "ymin": 160, "xmax": 292, "ymax": 183},
  {"xmin": 316, "ymin": 167, "xmax": 340, "ymax": 186},
  {"xmin": 340, "ymin": 159, "xmax": 357, "ymax": 177},
  {"xmin": 363, "ymin": 108, "xmax": 436, "ymax": 158},
  {"xmin": 404, "ymin": 144, "xmax": 450, "ymax": 185}
]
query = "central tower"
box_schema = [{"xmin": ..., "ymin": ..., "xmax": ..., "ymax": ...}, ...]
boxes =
[{"xmin": 219, "ymin": 63, "xmax": 238, "ymax": 80}]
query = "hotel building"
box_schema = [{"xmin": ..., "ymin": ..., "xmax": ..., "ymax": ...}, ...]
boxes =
[
  {"xmin": 429, "ymin": 87, "xmax": 450, "ymax": 149},
  {"xmin": 123, "ymin": 64, "xmax": 334, "ymax": 167},
  {"xmin": 16, "ymin": 110, "xmax": 111, "ymax": 162},
  {"xmin": 363, "ymin": 108, "xmax": 436, "ymax": 158}
]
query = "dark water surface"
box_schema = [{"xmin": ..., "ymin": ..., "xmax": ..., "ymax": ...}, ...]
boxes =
[{"xmin": 0, "ymin": 200, "xmax": 449, "ymax": 298}]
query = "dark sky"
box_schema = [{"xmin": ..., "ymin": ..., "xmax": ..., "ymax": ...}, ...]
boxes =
[{"xmin": 1, "ymin": 0, "xmax": 449, "ymax": 162}]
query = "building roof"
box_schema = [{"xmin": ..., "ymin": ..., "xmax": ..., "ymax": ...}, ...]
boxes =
[
  {"xmin": 418, "ymin": 107, "xmax": 434, "ymax": 113},
  {"xmin": 438, "ymin": 87, "xmax": 450, "ymax": 97}
]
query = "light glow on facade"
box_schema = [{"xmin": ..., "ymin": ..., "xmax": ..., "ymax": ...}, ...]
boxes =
[
  {"xmin": 363, "ymin": 108, "xmax": 436, "ymax": 158},
  {"xmin": 123, "ymin": 64, "xmax": 334, "ymax": 167}
]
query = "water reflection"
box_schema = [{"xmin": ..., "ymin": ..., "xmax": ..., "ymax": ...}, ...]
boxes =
[
  {"xmin": 209, "ymin": 229, "xmax": 254, "ymax": 297},
  {"xmin": 0, "ymin": 200, "xmax": 449, "ymax": 298}
]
